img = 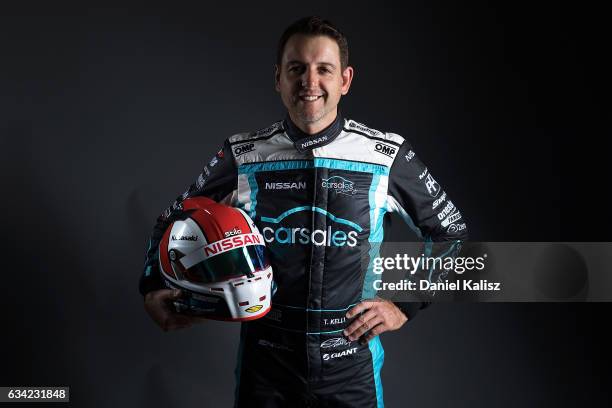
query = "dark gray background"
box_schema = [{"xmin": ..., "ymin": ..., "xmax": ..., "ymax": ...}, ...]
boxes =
[{"xmin": 1, "ymin": 2, "xmax": 609, "ymax": 407}]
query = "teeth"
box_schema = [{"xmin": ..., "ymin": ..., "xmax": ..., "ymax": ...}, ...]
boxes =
[{"xmin": 302, "ymin": 95, "xmax": 320, "ymax": 101}]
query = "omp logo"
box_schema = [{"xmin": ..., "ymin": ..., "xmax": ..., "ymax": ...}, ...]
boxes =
[
  {"xmin": 375, "ymin": 143, "xmax": 396, "ymax": 157},
  {"xmin": 425, "ymin": 173, "xmax": 440, "ymax": 197},
  {"xmin": 261, "ymin": 207, "xmax": 362, "ymax": 247},
  {"xmin": 321, "ymin": 176, "xmax": 357, "ymax": 195},
  {"xmin": 323, "ymin": 347, "xmax": 358, "ymax": 361},
  {"xmin": 234, "ymin": 143, "xmax": 255, "ymax": 156},
  {"xmin": 265, "ymin": 182, "xmax": 307, "ymax": 190},
  {"xmin": 245, "ymin": 305, "xmax": 263, "ymax": 313},
  {"xmin": 321, "ymin": 337, "xmax": 351, "ymax": 349},
  {"xmin": 432, "ymin": 192, "xmax": 446, "ymax": 210}
]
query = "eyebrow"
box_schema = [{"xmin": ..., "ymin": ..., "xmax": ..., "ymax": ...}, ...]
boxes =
[{"xmin": 286, "ymin": 60, "xmax": 336, "ymax": 68}]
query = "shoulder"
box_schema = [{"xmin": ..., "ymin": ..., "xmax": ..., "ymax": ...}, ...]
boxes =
[
  {"xmin": 316, "ymin": 118, "xmax": 410, "ymax": 167},
  {"xmin": 226, "ymin": 120, "xmax": 295, "ymax": 164},
  {"xmin": 343, "ymin": 119, "xmax": 407, "ymax": 147},
  {"xmin": 227, "ymin": 120, "xmax": 284, "ymax": 145}
]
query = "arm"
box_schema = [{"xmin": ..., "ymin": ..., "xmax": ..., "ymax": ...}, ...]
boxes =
[
  {"xmin": 345, "ymin": 138, "xmax": 469, "ymax": 342},
  {"xmin": 139, "ymin": 140, "xmax": 238, "ymax": 330},
  {"xmin": 139, "ymin": 139, "xmax": 238, "ymax": 296},
  {"xmin": 386, "ymin": 139, "xmax": 469, "ymax": 317}
]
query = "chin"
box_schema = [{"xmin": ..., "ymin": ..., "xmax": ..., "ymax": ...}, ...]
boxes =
[{"xmin": 298, "ymin": 110, "xmax": 327, "ymax": 124}]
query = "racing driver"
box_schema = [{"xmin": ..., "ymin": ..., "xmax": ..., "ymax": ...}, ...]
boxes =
[{"xmin": 139, "ymin": 16, "xmax": 469, "ymax": 408}]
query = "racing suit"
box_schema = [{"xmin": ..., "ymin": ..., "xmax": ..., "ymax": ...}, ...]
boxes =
[{"xmin": 140, "ymin": 114, "xmax": 469, "ymax": 407}]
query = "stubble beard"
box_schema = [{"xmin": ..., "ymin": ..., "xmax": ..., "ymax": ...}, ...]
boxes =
[{"xmin": 295, "ymin": 99, "xmax": 330, "ymax": 125}]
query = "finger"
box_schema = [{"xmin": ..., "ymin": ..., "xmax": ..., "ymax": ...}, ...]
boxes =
[
  {"xmin": 346, "ymin": 300, "xmax": 373, "ymax": 318},
  {"xmin": 343, "ymin": 309, "xmax": 379, "ymax": 337},
  {"xmin": 167, "ymin": 289, "xmax": 184, "ymax": 300},
  {"xmin": 347, "ymin": 316, "xmax": 384, "ymax": 341},
  {"xmin": 360, "ymin": 323, "xmax": 386, "ymax": 344},
  {"xmin": 149, "ymin": 288, "xmax": 182, "ymax": 302}
]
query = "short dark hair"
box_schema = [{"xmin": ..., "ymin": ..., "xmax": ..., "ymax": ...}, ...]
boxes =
[{"xmin": 276, "ymin": 16, "xmax": 349, "ymax": 70}]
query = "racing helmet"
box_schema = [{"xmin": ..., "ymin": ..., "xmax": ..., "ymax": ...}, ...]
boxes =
[{"xmin": 158, "ymin": 196, "xmax": 274, "ymax": 321}]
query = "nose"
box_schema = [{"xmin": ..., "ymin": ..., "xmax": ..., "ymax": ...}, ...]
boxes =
[{"xmin": 300, "ymin": 66, "xmax": 318, "ymax": 88}]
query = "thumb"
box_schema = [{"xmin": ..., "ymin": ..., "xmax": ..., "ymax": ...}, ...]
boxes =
[{"xmin": 156, "ymin": 288, "xmax": 182, "ymax": 300}]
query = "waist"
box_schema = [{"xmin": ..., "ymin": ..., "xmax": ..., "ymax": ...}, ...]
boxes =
[{"xmin": 260, "ymin": 302, "xmax": 360, "ymax": 334}]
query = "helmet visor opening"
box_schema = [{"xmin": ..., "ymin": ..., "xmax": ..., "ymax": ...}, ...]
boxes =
[{"xmin": 186, "ymin": 244, "xmax": 270, "ymax": 283}]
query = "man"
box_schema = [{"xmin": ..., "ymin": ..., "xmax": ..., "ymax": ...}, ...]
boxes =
[{"xmin": 140, "ymin": 16, "xmax": 468, "ymax": 407}]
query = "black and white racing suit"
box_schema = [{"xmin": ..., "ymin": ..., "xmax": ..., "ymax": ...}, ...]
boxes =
[{"xmin": 139, "ymin": 114, "xmax": 469, "ymax": 407}]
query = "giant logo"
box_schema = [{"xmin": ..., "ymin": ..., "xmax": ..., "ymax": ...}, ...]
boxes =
[
  {"xmin": 261, "ymin": 207, "xmax": 362, "ymax": 247},
  {"xmin": 323, "ymin": 347, "xmax": 358, "ymax": 361}
]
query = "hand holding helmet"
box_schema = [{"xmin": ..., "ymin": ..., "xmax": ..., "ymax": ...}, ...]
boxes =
[{"xmin": 144, "ymin": 288, "xmax": 205, "ymax": 331}]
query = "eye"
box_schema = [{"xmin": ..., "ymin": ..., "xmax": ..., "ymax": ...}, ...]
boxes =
[{"xmin": 319, "ymin": 66, "xmax": 332, "ymax": 74}]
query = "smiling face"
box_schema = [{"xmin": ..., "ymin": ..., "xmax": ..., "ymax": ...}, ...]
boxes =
[{"xmin": 275, "ymin": 34, "xmax": 353, "ymax": 134}]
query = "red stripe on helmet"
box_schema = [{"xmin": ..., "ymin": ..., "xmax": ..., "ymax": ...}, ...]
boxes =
[
  {"xmin": 159, "ymin": 226, "xmax": 177, "ymax": 280},
  {"xmin": 184, "ymin": 197, "xmax": 253, "ymax": 243}
]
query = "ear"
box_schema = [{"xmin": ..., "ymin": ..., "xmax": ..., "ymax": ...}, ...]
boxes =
[
  {"xmin": 340, "ymin": 66, "xmax": 354, "ymax": 95},
  {"xmin": 274, "ymin": 65, "xmax": 281, "ymax": 92}
]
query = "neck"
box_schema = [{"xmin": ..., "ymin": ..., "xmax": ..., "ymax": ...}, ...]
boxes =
[
  {"xmin": 289, "ymin": 109, "xmax": 338, "ymax": 135},
  {"xmin": 283, "ymin": 111, "xmax": 344, "ymax": 153}
]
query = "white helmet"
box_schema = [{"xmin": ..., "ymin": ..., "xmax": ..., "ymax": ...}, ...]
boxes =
[{"xmin": 158, "ymin": 197, "xmax": 275, "ymax": 321}]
